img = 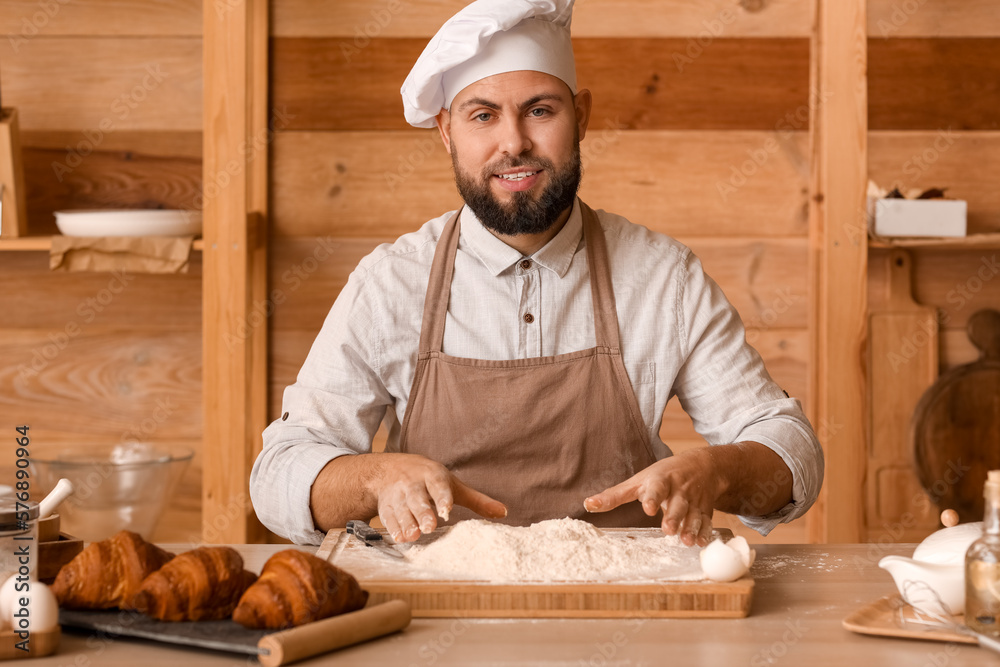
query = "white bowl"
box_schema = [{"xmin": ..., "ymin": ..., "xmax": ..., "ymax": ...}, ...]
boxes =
[
  {"xmin": 878, "ymin": 522, "xmax": 984, "ymax": 616},
  {"xmin": 912, "ymin": 522, "xmax": 983, "ymax": 566},
  {"xmin": 54, "ymin": 209, "xmax": 202, "ymax": 237}
]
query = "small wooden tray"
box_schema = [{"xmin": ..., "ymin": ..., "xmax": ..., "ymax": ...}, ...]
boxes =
[
  {"xmin": 843, "ymin": 595, "xmax": 976, "ymax": 644},
  {"xmin": 0, "ymin": 627, "xmax": 60, "ymax": 660}
]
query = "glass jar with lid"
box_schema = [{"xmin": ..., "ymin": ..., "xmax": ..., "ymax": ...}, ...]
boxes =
[{"xmin": 0, "ymin": 498, "xmax": 39, "ymax": 581}]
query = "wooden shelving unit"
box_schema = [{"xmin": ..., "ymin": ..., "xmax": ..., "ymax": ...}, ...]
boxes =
[
  {"xmin": 0, "ymin": 236, "xmax": 206, "ymax": 251},
  {"xmin": 0, "ymin": 2, "xmax": 266, "ymax": 544},
  {"xmin": 868, "ymin": 233, "xmax": 1000, "ymax": 251},
  {"xmin": 808, "ymin": 0, "xmax": 869, "ymax": 543},
  {"xmin": 201, "ymin": 0, "xmax": 269, "ymax": 544}
]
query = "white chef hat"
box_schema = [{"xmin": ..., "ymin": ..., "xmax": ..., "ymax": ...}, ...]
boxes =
[{"xmin": 401, "ymin": 0, "xmax": 577, "ymax": 129}]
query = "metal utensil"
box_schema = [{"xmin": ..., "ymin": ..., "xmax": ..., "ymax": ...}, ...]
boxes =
[
  {"xmin": 346, "ymin": 520, "xmax": 405, "ymax": 559},
  {"xmin": 898, "ymin": 580, "xmax": 1000, "ymax": 654}
]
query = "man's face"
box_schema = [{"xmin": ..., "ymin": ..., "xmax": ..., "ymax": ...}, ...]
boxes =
[{"xmin": 438, "ymin": 71, "xmax": 590, "ymax": 237}]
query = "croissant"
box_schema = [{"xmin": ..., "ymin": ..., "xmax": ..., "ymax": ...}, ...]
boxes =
[
  {"xmin": 52, "ymin": 530, "xmax": 175, "ymax": 609},
  {"xmin": 233, "ymin": 550, "xmax": 368, "ymax": 629},
  {"xmin": 130, "ymin": 546, "xmax": 258, "ymax": 621}
]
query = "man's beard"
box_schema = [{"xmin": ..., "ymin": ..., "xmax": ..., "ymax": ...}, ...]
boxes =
[{"xmin": 452, "ymin": 140, "xmax": 582, "ymax": 237}]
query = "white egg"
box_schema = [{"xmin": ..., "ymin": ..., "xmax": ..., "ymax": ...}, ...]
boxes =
[
  {"xmin": 8, "ymin": 582, "xmax": 59, "ymax": 633},
  {"xmin": 0, "ymin": 574, "xmax": 20, "ymax": 628},
  {"xmin": 726, "ymin": 536, "xmax": 756, "ymax": 568},
  {"xmin": 699, "ymin": 538, "xmax": 754, "ymax": 582}
]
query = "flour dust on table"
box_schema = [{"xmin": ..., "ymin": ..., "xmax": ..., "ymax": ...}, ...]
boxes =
[{"xmin": 402, "ymin": 518, "xmax": 705, "ymax": 582}]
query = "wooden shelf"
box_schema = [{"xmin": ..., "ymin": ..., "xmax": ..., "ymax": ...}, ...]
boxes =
[
  {"xmin": 868, "ymin": 232, "xmax": 1000, "ymax": 250},
  {"xmin": 0, "ymin": 236, "xmax": 205, "ymax": 252},
  {"xmin": 0, "ymin": 235, "xmax": 50, "ymax": 251}
]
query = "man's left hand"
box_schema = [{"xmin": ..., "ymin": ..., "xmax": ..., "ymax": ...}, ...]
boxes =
[{"xmin": 584, "ymin": 449, "xmax": 723, "ymax": 547}]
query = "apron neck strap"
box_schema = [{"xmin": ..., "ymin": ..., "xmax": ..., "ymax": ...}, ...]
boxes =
[
  {"xmin": 419, "ymin": 208, "xmax": 463, "ymax": 355},
  {"xmin": 418, "ymin": 201, "xmax": 622, "ymax": 354},
  {"xmin": 579, "ymin": 201, "xmax": 622, "ymax": 349}
]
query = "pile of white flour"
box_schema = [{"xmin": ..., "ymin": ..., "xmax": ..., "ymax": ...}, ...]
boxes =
[{"xmin": 402, "ymin": 518, "xmax": 704, "ymax": 582}]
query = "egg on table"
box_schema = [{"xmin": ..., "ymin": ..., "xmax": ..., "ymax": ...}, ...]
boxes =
[
  {"xmin": 700, "ymin": 536, "xmax": 756, "ymax": 582},
  {"xmin": 0, "ymin": 575, "xmax": 59, "ymax": 633}
]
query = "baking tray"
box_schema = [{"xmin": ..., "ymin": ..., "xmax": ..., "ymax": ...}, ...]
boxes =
[{"xmin": 59, "ymin": 609, "xmax": 270, "ymax": 656}]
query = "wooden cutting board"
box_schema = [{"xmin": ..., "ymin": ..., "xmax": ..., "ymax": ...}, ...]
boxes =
[
  {"xmin": 317, "ymin": 526, "xmax": 752, "ymax": 619},
  {"xmin": 867, "ymin": 249, "xmax": 941, "ymax": 538},
  {"xmin": 912, "ymin": 308, "xmax": 1000, "ymax": 522}
]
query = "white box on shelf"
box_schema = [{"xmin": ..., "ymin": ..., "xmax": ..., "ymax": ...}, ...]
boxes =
[{"xmin": 873, "ymin": 198, "xmax": 967, "ymax": 238}]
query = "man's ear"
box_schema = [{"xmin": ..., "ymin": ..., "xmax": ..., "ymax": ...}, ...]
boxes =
[
  {"xmin": 573, "ymin": 88, "xmax": 593, "ymax": 142},
  {"xmin": 435, "ymin": 109, "xmax": 452, "ymax": 155}
]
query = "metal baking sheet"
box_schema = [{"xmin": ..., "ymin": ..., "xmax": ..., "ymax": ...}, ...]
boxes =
[{"xmin": 59, "ymin": 609, "xmax": 271, "ymax": 656}]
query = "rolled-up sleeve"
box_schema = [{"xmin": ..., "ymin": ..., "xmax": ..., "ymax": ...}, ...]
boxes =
[
  {"xmin": 671, "ymin": 251, "xmax": 824, "ymax": 536},
  {"xmin": 250, "ymin": 265, "xmax": 393, "ymax": 545}
]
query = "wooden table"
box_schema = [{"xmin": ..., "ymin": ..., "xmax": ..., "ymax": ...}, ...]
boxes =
[{"xmin": 26, "ymin": 543, "xmax": 998, "ymax": 666}]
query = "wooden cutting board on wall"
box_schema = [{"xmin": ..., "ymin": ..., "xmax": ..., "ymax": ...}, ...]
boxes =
[
  {"xmin": 317, "ymin": 527, "xmax": 752, "ymax": 619},
  {"xmin": 867, "ymin": 249, "xmax": 941, "ymax": 541},
  {"xmin": 912, "ymin": 309, "xmax": 1000, "ymax": 523}
]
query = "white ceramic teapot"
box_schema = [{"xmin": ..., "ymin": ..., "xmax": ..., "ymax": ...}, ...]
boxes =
[{"xmin": 879, "ymin": 521, "xmax": 983, "ymax": 615}]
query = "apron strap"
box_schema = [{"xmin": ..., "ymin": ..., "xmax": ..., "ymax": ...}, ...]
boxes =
[
  {"xmin": 579, "ymin": 201, "xmax": 622, "ymax": 350},
  {"xmin": 418, "ymin": 201, "xmax": 623, "ymax": 353},
  {"xmin": 418, "ymin": 209, "xmax": 462, "ymax": 354}
]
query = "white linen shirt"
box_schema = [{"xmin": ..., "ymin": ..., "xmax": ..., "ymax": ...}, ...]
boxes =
[{"xmin": 251, "ymin": 198, "xmax": 824, "ymax": 545}]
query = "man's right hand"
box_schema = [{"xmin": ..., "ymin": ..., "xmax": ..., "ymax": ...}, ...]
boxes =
[
  {"xmin": 374, "ymin": 453, "xmax": 507, "ymax": 543},
  {"xmin": 309, "ymin": 452, "xmax": 507, "ymax": 542}
]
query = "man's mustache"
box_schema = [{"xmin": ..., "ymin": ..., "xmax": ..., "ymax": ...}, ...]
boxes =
[{"xmin": 482, "ymin": 158, "xmax": 551, "ymax": 176}]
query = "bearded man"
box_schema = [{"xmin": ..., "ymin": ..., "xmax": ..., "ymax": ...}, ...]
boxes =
[{"xmin": 250, "ymin": 0, "xmax": 824, "ymax": 546}]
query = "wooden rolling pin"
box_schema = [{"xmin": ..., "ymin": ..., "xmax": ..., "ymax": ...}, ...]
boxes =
[{"xmin": 256, "ymin": 599, "xmax": 411, "ymax": 667}]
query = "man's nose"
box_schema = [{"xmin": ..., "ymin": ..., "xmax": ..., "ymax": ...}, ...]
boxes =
[{"xmin": 498, "ymin": 116, "xmax": 532, "ymax": 156}]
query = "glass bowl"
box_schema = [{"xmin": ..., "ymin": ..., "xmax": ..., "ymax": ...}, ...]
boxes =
[{"xmin": 30, "ymin": 443, "xmax": 193, "ymax": 543}]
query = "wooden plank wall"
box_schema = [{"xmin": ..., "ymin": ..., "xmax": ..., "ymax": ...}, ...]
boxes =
[
  {"xmin": 0, "ymin": 1, "xmax": 203, "ymax": 542},
  {"xmin": 865, "ymin": 4, "xmax": 1000, "ymax": 543},
  {"xmin": 268, "ymin": 0, "xmax": 817, "ymax": 543},
  {"xmin": 267, "ymin": 0, "xmax": 1000, "ymax": 544},
  {"xmin": 2, "ymin": 0, "xmax": 996, "ymax": 545}
]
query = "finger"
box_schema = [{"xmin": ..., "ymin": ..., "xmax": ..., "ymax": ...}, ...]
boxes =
[
  {"xmin": 379, "ymin": 507, "xmax": 403, "ymax": 543},
  {"xmin": 661, "ymin": 496, "xmax": 689, "ymax": 536},
  {"xmin": 405, "ymin": 492, "xmax": 438, "ymax": 535},
  {"xmin": 393, "ymin": 505, "xmax": 421, "ymax": 543},
  {"xmin": 637, "ymin": 479, "xmax": 669, "ymax": 517},
  {"xmin": 425, "ymin": 475, "xmax": 455, "ymax": 522},
  {"xmin": 679, "ymin": 506, "xmax": 702, "ymax": 547},
  {"xmin": 453, "ymin": 478, "xmax": 507, "ymax": 519},
  {"xmin": 696, "ymin": 512, "xmax": 714, "ymax": 547},
  {"xmin": 584, "ymin": 478, "xmax": 641, "ymax": 513}
]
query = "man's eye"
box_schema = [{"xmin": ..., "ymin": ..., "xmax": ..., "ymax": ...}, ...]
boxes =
[
  {"xmin": 530, "ymin": 108, "xmax": 548, "ymax": 117},
  {"xmin": 475, "ymin": 112, "xmax": 492, "ymax": 121}
]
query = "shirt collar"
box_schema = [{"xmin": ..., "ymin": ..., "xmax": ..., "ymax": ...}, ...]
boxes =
[{"xmin": 459, "ymin": 197, "xmax": 583, "ymax": 278}]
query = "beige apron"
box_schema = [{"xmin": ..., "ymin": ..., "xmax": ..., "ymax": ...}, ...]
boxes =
[{"xmin": 399, "ymin": 201, "xmax": 659, "ymax": 527}]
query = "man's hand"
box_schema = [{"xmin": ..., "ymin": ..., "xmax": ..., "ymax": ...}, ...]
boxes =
[
  {"xmin": 374, "ymin": 453, "xmax": 507, "ymax": 543},
  {"xmin": 583, "ymin": 442, "xmax": 794, "ymax": 547},
  {"xmin": 310, "ymin": 453, "xmax": 507, "ymax": 540},
  {"xmin": 584, "ymin": 449, "xmax": 721, "ymax": 547}
]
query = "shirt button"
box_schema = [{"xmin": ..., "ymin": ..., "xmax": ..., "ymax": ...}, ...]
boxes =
[
  {"xmin": 281, "ymin": 412, "xmax": 289, "ymax": 421},
  {"xmin": 519, "ymin": 259, "xmax": 532, "ymax": 270},
  {"xmin": 523, "ymin": 313, "xmax": 534, "ymax": 324}
]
